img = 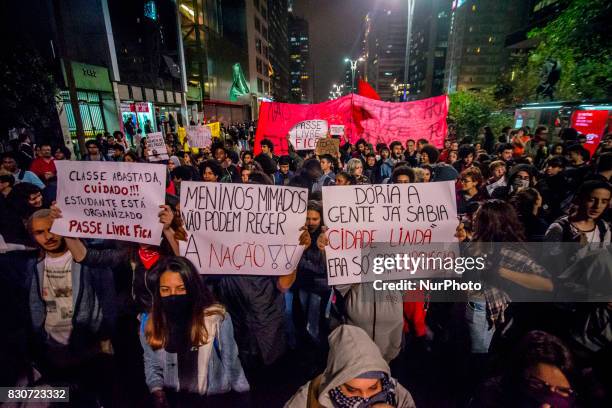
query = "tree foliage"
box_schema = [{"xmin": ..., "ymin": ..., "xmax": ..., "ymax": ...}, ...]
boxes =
[
  {"xmin": 0, "ymin": 42, "xmax": 59, "ymax": 136},
  {"xmin": 448, "ymin": 90, "xmax": 501, "ymax": 139},
  {"xmin": 508, "ymin": 0, "xmax": 612, "ymax": 102}
]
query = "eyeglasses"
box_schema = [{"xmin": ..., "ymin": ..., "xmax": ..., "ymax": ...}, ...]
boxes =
[{"xmin": 525, "ymin": 375, "xmax": 575, "ymax": 398}]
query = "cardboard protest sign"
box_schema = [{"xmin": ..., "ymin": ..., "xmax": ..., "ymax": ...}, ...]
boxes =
[
  {"xmin": 186, "ymin": 125, "xmax": 213, "ymax": 148},
  {"xmin": 322, "ymin": 181, "xmax": 458, "ymax": 285},
  {"xmin": 179, "ymin": 182, "xmax": 308, "ymax": 275},
  {"xmin": 315, "ymin": 138, "xmax": 340, "ymax": 156},
  {"xmin": 329, "ymin": 124, "xmax": 345, "ymax": 136},
  {"xmin": 206, "ymin": 122, "xmax": 221, "ymax": 138},
  {"xmin": 254, "ymin": 94, "xmax": 448, "ymax": 155},
  {"xmin": 146, "ymin": 132, "xmax": 169, "ymax": 162},
  {"xmin": 288, "ymin": 119, "xmax": 328, "ymax": 150},
  {"xmin": 51, "ymin": 161, "xmax": 167, "ymax": 245}
]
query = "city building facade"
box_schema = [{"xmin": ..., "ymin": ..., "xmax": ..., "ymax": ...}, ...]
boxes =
[
  {"xmin": 288, "ymin": 14, "xmax": 312, "ymax": 103},
  {"xmin": 406, "ymin": 0, "xmax": 451, "ymax": 100},
  {"xmin": 267, "ymin": 0, "xmax": 290, "ymax": 102},
  {"xmin": 444, "ymin": 0, "xmax": 524, "ymax": 93}
]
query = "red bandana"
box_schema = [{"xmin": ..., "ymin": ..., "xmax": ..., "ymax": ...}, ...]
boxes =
[{"xmin": 138, "ymin": 248, "xmax": 160, "ymax": 270}]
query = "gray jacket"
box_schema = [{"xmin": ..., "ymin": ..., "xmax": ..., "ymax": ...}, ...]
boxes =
[{"xmin": 285, "ymin": 325, "xmax": 415, "ymax": 408}]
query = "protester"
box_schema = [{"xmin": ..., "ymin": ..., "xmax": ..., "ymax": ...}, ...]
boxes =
[
  {"xmin": 347, "ymin": 158, "xmax": 369, "ymax": 184},
  {"xmin": 470, "ymin": 330, "xmax": 575, "ymax": 408},
  {"xmin": 274, "ymin": 155, "xmax": 294, "ymax": 186},
  {"xmin": 27, "ymin": 209, "xmax": 117, "ymax": 406},
  {"xmin": 82, "ymin": 140, "xmax": 108, "ymax": 161},
  {"xmin": 140, "ymin": 257, "xmax": 249, "ymax": 406},
  {"xmin": 285, "ymin": 325, "xmax": 416, "ymax": 407},
  {"xmin": 29, "ymin": 143, "xmax": 57, "ymax": 184},
  {"xmin": 1, "ymin": 152, "xmax": 46, "ymax": 189}
]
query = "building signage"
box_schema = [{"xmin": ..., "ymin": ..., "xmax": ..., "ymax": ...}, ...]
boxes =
[{"xmin": 65, "ymin": 61, "xmax": 113, "ymax": 93}]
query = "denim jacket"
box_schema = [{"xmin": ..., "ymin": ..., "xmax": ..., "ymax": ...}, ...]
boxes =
[
  {"xmin": 29, "ymin": 248, "xmax": 117, "ymax": 349},
  {"xmin": 139, "ymin": 309, "xmax": 250, "ymax": 395}
]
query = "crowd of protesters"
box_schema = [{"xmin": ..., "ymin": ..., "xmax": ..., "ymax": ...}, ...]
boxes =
[{"xmin": 1, "ymin": 121, "xmax": 612, "ymax": 408}]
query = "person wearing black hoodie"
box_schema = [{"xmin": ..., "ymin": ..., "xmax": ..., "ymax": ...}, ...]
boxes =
[{"xmin": 536, "ymin": 156, "xmax": 573, "ymax": 223}]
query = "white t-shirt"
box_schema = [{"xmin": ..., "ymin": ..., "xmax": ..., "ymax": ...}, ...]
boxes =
[{"xmin": 42, "ymin": 251, "xmax": 74, "ymax": 345}]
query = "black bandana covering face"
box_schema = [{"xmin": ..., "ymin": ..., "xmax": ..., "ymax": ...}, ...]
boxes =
[{"xmin": 328, "ymin": 375, "xmax": 397, "ymax": 408}]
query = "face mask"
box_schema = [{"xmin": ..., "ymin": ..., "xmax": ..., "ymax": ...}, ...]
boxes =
[
  {"xmin": 161, "ymin": 294, "xmax": 192, "ymax": 321},
  {"xmin": 513, "ymin": 178, "xmax": 530, "ymax": 190}
]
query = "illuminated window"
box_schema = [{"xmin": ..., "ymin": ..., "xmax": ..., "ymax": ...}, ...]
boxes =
[
  {"xmin": 476, "ymin": 47, "xmax": 480, "ymax": 53},
  {"xmin": 472, "ymin": 4, "xmax": 476, "ymax": 11}
]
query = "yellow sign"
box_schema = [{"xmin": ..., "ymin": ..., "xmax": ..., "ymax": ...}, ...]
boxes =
[{"xmin": 206, "ymin": 122, "xmax": 220, "ymax": 137}]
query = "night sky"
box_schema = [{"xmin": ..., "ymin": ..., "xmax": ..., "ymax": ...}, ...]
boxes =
[{"xmin": 293, "ymin": 0, "xmax": 371, "ymax": 103}]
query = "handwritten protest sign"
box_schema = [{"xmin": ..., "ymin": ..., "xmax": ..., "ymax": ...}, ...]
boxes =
[
  {"xmin": 254, "ymin": 94, "xmax": 448, "ymax": 155},
  {"xmin": 315, "ymin": 138, "xmax": 340, "ymax": 156},
  {"xmin": 288, "ymin": 119, "xmax": 328, "ymax": 150},
  {"xmin": 51, "ymin": 161, "xmax": 167, "ymax": 245},
  {"xmin": 187, "ymin": 125, "xmax": 213, "ymax": 148},
  {"xmin": 329, "ymin": 124, "xmax": 345, "ymax": 136},
  {"xmin": 322, "ymin": 181, "xmax": 458, "ymax": 285},
  {"xmin": 206, "ymin": 122, "xmax": 221, "ymax": 138},
  {"xmin": 179, "ymin": 182, "xmax": 308, "ymax": 275},
  {"xmin": 146, "ymin": 132, "xmax": 169, "ymax": 162}
]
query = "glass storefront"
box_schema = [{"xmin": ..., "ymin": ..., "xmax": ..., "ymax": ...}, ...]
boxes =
[{"xmin": 120, "ymin": 102, "xmax": 157, "ymax": 147}]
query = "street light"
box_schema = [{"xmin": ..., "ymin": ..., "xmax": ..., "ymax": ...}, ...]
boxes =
[
  {"xmin": 344, "ymin": 57, "xmax": 365, "ymax": 93},
  {"xmin": 402, "ymin": 0, "xmax": 416, "ymax": 101}
]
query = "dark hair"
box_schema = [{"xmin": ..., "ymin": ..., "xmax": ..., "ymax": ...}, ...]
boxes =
[
  {"xmin": 336, "ymin": 171, "xmax": 355, "ymax": 185},
  {"xmin": 597, "ymin": 152, "xmax": 612, "ymax": 173},
  {"xmin": 375, "ymin": 143, "xmax": 388, "ymax": 152},
  {"xmin": 54, "ymin": 145, "xmax": 72, "ymax": 160},
  {"xmin": 113, "ymin": 144, "xmax": 125, "ymax": 153},
  {"xmin": 85, "ymin": 139, "xmax": 99, "ymax": 148},
  {"xmin": 566, "ymin": 143, "xmax": 590, "ymax": 161},
  {"xmin": 420, "ymin": 144, "xmax": 440, "ymax": 163},
  {"xmin": 417, "ymin": 138, "xmax": 429, "ymax": 145},
  {"xmin": 303, "ymin": 158, "xmax": 323, "ymax": 179},
  {"xmin": 355, "ymin": 138, "xmax": 367, "ymax": 147},
  {"xmin": 307, "ymin": 200, "xmax": 323, "ymax": 217},
  {"xmin": 559, "ymin": 127, "xmax": 578, "ymax": 142},
  {"xmin": 319, "ymin": 154, "xmax": 335, "ymax": 164},
  {"xmin": 145, "ymin": 257, "xmax": 221, "ymax": 350},
  {"xmin": 545, "ymin": 155, "xmax": 567, "ymax": 169},
  {"xmin": 1, "ymin": 151, "xmax": 18, "ymax": 162},
  {"xmin": 510, "ymin": 330, "xmax": 573, "ymax": 379},
  {"xmin": 248, "ymin": 171, "xmax": 274, "ymax": 185},
  {"xmin": 199, "ymin": 160, "xmax": 222, "ymax": 180},
  {"xmin": 497, "ymin": 143, "xmax": 514, "ymax": 154},
  {"xmin": 254, "ymin": 154, "xmax": 277, "ymax": 175},
  {"xmin": 124, "ymin": 151, "xmax": 140, "ymax": 162},
  {"xmin": 278, "ymin": 155, "xmax": 292, "ymax": 166},
  {"xmin": 172, "ymin": 165, "xmax": 194, "ymax": 181},
  {"xmin": 260, "ymin": 138, "xmax": 274, "ymax": 151},
  {"xmin": 574, "ymin": 180, "xmax": 612, "ymax": 207},
  {"xmin": 392, "ymin": 166, "xmax": 415, "ymax": 183},
  {"xmin": 389, "ymin": 141, "xmax": 403, "ymax": 151},
  {"xmin": 458, "ymin": 145, "xmax": 476, "ymax": 160},
  {"xmin": 473, "ymin": 199, "xmax": 526, "ymax": 242},
  {"xmin": 241, "ymin": 150, "xmax": 253, "ymax": 161},
  {"xmin": 0, "ymin": 173, "xmax": 15, "ymax": 187},
  {"xmin": 510, "ymin": 188, "xmax": 540, "ymax": 220}
]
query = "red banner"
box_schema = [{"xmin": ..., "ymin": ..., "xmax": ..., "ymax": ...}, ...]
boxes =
[
  {"xmin": 570, "ymin": 110, "xmax": 610, "ymax": 157},
  {"xmin": 254, "ymin": 94, "xmax": 448, "ymax": 155}
]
